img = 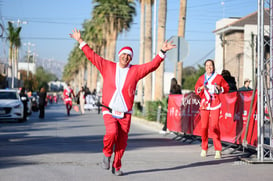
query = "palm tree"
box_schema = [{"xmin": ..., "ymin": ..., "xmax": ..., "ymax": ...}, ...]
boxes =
[
  {"xmin": 92, "ymin": 0, "xmax": 136, "ymax": 61},
  {"xmin": 82, "ymin": 19, "xmax": 106, "ymax": 91},
  {"xmin": 7, "ymin": 21, "xmax": 21, "ymax": 88},
  {"xmin": 154, "ymin": 0, "xmax": 167, "ymax": 100},
  {"xmin": 64, "ymin": 1, "xmax": 136, "ymax": 92},
  {"xmin": 14, "ymin": 31, "xmax": 22, "ymax": 88},
  {"xmin": 63, "ymin": 46, "xmax": 82, "ymax": 84}
]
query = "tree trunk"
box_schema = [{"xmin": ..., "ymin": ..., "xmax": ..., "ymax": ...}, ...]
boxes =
[
  {"xmin": 11, "ymin": 48, "xmax": 15, "ymax": 88},
  {"xmin": 80, "ymin": 63, "xmax": 85, "ymax": 89},
  {"xmin": 178, "ymin": 0, "xmax": 187, "ymax": 37},
  {"xmin": 105, "ymin": 16, "xmax": 118, "ymax": 62},
  {"xmin": 136, "ymin": 1, "xmax": 145, "ymax": 104},
  {"xmin": 144, "ymin": 1, "xmax": 153, "ymax": 103},
  {"xmin": 86, "ymin": 63, "xmax": 91, "ymax": 90},
  {"xmin": 8, "ymin": 46, "xmax": 13, "ymax": 88},
  {"xmin": 91, "ymin": 64, "xmax": 98, "ymax": 92},
  {"xmin": 14, "ymin": 47, "xmax": 19, "ymax": 88},
  {"xmin": 108, "ymin": 30, "xmax": 118, "ymax": 61},
  {"xmin": 154, "ymin": 0, "xmax": 166, "ymax": 100}
]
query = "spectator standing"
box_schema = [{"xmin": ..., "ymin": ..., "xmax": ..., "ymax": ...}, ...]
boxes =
[
  {"xmin": 160, "ymin": 77, "xmax": 181, "ymax": 134},
  {"xmin": 39, "ymin": 87, "xmax": 47, "ymax": 119},
  {"xmin": 19, "ymin": 87, "xmax": 29, "ymax": 121},
  {"xmin": 221, "ymin": 69, "xmax": 237, "ymax": 92},
  {"xmin": 77, "ymin": 86, "xmax": 86, "ymax": 114},
  {"xmin": 238, "ymin": 78, "xmax": 252, "ymax": 91}
]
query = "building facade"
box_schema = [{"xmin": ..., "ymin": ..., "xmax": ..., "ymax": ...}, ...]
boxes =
[{"xmin": 214, "ymin": 10, "xmax": 269, "ymax": 88}]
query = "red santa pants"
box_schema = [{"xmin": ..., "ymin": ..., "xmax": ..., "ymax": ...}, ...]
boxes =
[
  {"xmin": 102, "ymin": 113, "xmax": 131, "ymax": 171},
  {"xmin": 65, "ymin": 100, "xmax": 72, "ymax": 115},
  {"xmin": 200, "ymin": 108, "xmax": 222, "ymax": 151}
]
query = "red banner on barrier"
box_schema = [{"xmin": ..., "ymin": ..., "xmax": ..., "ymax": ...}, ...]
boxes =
[
  {"xmin": 219, "ymin": 92, "xmax": 238, "ymax": 143},
  {"xmin": 167, "ymin": 94, "xmax": 182, "ymax": 132},
  {"xmin": 167, "ymin": 91, "xmax": 258, "ymax": 147},
  {"xmin": 234, "ymin": 91, "xmax": 257, "ymax": 146}
]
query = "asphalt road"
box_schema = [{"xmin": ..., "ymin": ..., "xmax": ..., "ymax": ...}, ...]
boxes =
[{"xmin": 0, "ymin": 103, "xmax": 273, "ymax": 181}]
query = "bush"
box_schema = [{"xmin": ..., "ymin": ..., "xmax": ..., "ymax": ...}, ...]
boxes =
[
  {"xmin": 133, "ymin": 97, "xmax": 169, "ymax": 123},
  {"xmin": 133, "ymin": 102, "xmax": 143, "ymax": 117}
]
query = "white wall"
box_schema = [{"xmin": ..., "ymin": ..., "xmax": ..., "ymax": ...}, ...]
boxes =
[
  {"xmin": 243, "ymin": 25, "xmax": 257, "ymax": 87},
  {"xmin": 164, "ymin": 72, "xmax": 174, "ymax": 95},
  {"xmin": 18, "ymin": 62, "xmax": 36, "ymax": 74},
  {"xmin": 214, "ymin": 18, "xmax": 240, "ymax": 74}
]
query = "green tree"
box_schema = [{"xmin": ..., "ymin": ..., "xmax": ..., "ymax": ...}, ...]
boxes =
[
  {"xmin": 92, "ymin": 0, "xmax": 136, "ymax": 60},
  {"xmin": 82, "ymin": 19, "xmax": 105, "ymax": 91},
  {"xmin": 7, "ymin": 21, "xmax": 22, "ymax": 88},
  {"xmin": 35, "ymin": 66, "xmax": 58, "ymax": 91},
  {"xmin": 64, "ymin": 0, "xmax": 136, "ymax": 91},
  {"xmin": 182, "ymin": 65, "xmax": 205, "ymax": 90}
]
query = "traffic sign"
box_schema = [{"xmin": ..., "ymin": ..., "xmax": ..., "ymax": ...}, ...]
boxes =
[{"xmin": 166, "ymin": 36, "xmax": 189, "ymax": 62}]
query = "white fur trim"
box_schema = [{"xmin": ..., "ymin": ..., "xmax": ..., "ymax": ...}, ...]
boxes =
[
  {"xmin": 118, "ymin": 49, "xmax": 133, "ymax": 57},
  {"xmin": 158, "ymin": 51, "xmax": 166, "ymax": 58},
  {"xmin": 79, "ymin": 41, "xmax": 87, "ymax": 49}
]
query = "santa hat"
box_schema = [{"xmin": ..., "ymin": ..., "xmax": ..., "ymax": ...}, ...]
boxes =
[{"xmin": 118, "ymin": 46, "xmax": 133, "ymax": 58}]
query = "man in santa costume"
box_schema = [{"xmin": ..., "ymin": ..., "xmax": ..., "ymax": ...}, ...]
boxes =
[
  {"xmin": 70, "ymin": 28, "xmax": 176, "ymax": 176},
  {"xmin": 195, "ymin": 59, "xmax": 229, "ymax": 159},
  {"xmin": 63, "ymin": 83, "xmax": 75, "ymax": 116}
]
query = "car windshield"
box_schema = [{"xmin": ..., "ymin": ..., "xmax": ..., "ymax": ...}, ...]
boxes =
[{"xmin": 0, "ymin": 92, "xmax": 18, "ymax": 100}]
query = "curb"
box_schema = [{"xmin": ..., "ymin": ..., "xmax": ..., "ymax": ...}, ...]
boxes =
[{"xmin": 131, "ymin": 116, "xmax": 163, "ymax": 132}]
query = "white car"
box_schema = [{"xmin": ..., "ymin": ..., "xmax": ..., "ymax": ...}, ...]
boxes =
[{"xmin": 0, "ymin": 89, "xmax": 24, "ymax": 122}]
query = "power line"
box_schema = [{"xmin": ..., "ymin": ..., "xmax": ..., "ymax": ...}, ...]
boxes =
[{"xmin": 188, "ymin": 48, "xmax": 215, "ymax": 67}]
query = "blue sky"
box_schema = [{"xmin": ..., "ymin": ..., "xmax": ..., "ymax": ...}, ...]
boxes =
[{"xmin": 0, "ymin": 0, "xmax": 258, "ymax": 73}]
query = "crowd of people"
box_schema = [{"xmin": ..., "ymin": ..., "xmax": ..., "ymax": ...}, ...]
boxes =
[{"xmin": 62, "ymin": 84, "xmax": 100, "ymax": 116}]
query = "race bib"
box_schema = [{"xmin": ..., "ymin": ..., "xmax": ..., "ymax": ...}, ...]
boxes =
[{"xmin": 112, "ymin": 110, "xmax": 124, "ymax": 119}]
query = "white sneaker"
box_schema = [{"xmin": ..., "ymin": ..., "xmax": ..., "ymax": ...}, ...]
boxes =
[
  {"xmin": 159, "ymin": 130, "xmax": 167, "ymax": 135},
  {"xmin": 200, "ymin": 150, "xmax": 207, "ymax": 157},
  {"xmin": 215, "ymin": 151, "xmax": 221, "ymax": 159}
]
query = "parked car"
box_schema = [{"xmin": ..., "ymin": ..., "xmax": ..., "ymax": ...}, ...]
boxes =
[{"xmin": 0, "ymin": 89, "xmax": 24, "ymax": 122}]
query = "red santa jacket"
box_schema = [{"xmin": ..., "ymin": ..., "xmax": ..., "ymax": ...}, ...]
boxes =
[
  {"xmin": 63, "ymin": 87, "xmax": 75, "ymax": 103},
  {"xmin": 195, "ymin": 73, "xmax": 229, "ymax": 110},
  {"xmin": 80, "ymin": 42, "xmax": 165, "ymax": 114}
]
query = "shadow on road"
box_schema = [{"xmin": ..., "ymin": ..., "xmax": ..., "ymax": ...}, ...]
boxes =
[{"xmin": 124, "ymin": 156, "xmax": 242, "ymax": 176}]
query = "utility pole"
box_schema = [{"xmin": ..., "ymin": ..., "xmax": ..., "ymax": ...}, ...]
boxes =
[
  {"xmin": 176, "ymin": 0, "xmax": 187, "ymax": 86},
  {"xmin": 24, "ymin": 42, "xmax": 35, "ymax": 80}
]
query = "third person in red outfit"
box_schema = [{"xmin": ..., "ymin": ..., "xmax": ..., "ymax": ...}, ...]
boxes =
[
  {"xmin": 195, "ymin": 59, "xmax": 229, "ymax": 159},
  {"xmin": 63, "ymin": 83, "xmax": 75, "ymax": 116}
]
